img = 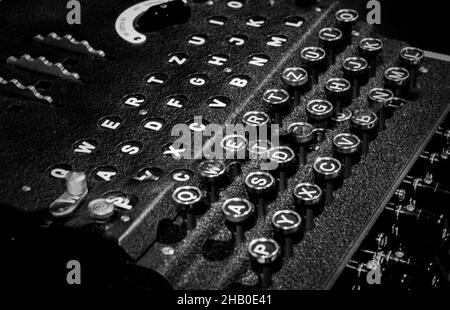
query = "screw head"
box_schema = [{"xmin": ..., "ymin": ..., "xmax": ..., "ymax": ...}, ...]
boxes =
[
  {"xmin": 419, "ymin": 66, "xmax": 428, "ymax": 74},
  {"xmin": 161, "ymin": 246, "xmax": 175, "ymax": 256}
]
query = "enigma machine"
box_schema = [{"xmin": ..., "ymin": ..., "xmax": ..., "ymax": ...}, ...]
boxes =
[{"xmin": 0, "ymin": 0, "xmax": 449, "ymax": 291}]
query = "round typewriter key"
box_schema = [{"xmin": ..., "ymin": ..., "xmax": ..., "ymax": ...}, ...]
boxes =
[
  {"xmin": 368, "ymin": 88, "xmax": 394, "ymax": 131},
  {"xmin": 332, "ymin": 108, "xmax": 352, "ymax": 127},
  {"xmin": 198, "ymin": 159, "xmax": 226, "ymax": 202},
  {"xmin": 206, "ymin": 95, "xmax": 230, "ymax": 109},
  {"xmin": 288, "ymin": 122, "xmax": 315, "ymax": 165},
  {"xmin": 284, "ymin": 16, "xmax": 305, "ymax": 28},
  {"xmin": 325, "ymin": 77, "xmax": 352, "ymax": 114},
  {"xmin": 335, "ymin": 8, "xmax": 359, "ymax": 44},
  {"xmin": 281, "ymin": 67, "xmax": 309, "ymax": 106},
  {"xmin": 358, "ymin": 38, "xmax": 383, "ymax": 77},
  {"xmin": 335, "ymin": 8, "xmax": 359, "ymax": 25},
  {"xmin": 343, "ymin": 57, "xmax": 369, "ymax": 98},
  {"xmin": 206, "ymin": 54, "xmax": 229, "ymax": 66},
  {"xmin": 384, "ymin": 96, "xmax": 406, "ymax": 119},
  {"xmin": 171, "ymin": 169, "xmax": 193, "ymax": 182},
  {"xmin": 242, "ymin": 111, "xmax": 270, "ymax": 127},
  {"xmin": 248, "ymin": 238, "xmax": 281, "ymax": 288},
  {"xmin": 248, "ymin": 139, "xmax": 272, "ymax": 159},
  {"xmin": 47, "ymin": 163, "xmax": 72, "ymax": 179},
  {"xmin": 293, "ymin": 183, "xmax": 323, "ymax": 231},
  {"xmin": 122, "ymin": 94, "xmax": 146, "ymax": 108},
  {"xmin": 117, "ymin": 141, "xmax": 142, "ymax": 155},
  {"xmin": 313, "ymin": 157, "xmax": 342, "ymax": 203},
  {"xmin": 102, "ymin": 192, "xmax": 138, "ymax": 210},
  {"xmin": 318, "ymin": 27, "xmax": 343, "ymax": 66},
  {"xmin": 245, "ymin": 171, "xmax": 276, "ymax": 218},
  {"xmin": 263, "ymin": 88, "xmax": 291, "ymax": 125},
  {"xmin": 132, "ymin": 167, "xmax": 163, "ymax": 182},
  {"xmin": 306, "ymin": 99, "xmax": 334, "ymax": 140},
  {"xmin": 301, "ymin": 47, "xmax": 326, "ymax": 85},
  {"xmin": 351, "ymin": 109, "xmax": 378, "ymax": 156},
  {"xmin": 399, "ymin": 47, "xmax": 425, "ymax": 66},
  {"xmin": 333, "ymin": 133, "xmax": 361, "ymax": 179},
  {"xmin": 88, "ymin": 198, "xmax": 115, "ymax": 221},
  {"xmin": 270, "ymin": 126, "xmax": 292, "ymax": 146},
  {"xmin": 242, "ymin": 111, "xmax": 270, "ymax": 140},
  {"xmin": 246, "ymin": 16, "xmax": 266, "ymax": 27},
  {"xmin": 399, "ymin": 47, "xmax": 424, "ymax": 89},
  {"xmin": 266, "ymin": 146, "xmax": 296, "ymax": 191},
  {"xmin": 384, "ymin": 67, "xmax": 410, "ymax": 98},
  {"xmin": 271, "ymin": 210, "xmax": 302, "ymax": 258},
  {"xmin": 222, "ymin": 198, "xmax": 254, "ymax": 244},
  {"xmin": 221, "ymin": 134, "xmax": 248, "ymax": 177},
  {"xmin": 172, "ymin": 186, "xmax": 203, "ymax": 230},
  {"xmin": 186, "ymin": 118, "xmax": 210, "ymax": 132},
  {"xmin": 188, "ymin": 73, "xmax": 209, "ymax": 86},
  {"xmin": 227, "ymin": 34, "xmax": 248, "ymax": 46},
  {"xmin": 208, "ymin": 16, "xmax": 227, "ymax": 26},
  {"xmin": 93, "ymin": 166, "xmax": 118, "ymax": 182},
  {"xmin": 145, "ymin": 73, "xmax": 167, "ymax": 85}
]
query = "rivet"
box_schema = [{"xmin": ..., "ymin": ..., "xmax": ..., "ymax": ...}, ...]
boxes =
[
  {"xmin": 419, "ymin": 66, "xmax": 428, "ymax": 74},
  {"xmin": 161, "ymin": 246, "xmax": 175, "ymax": 256}
]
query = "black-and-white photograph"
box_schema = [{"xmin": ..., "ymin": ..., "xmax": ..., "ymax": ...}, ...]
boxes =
[{"xmin": 0, "ymin": 0, "xmax": 449, "ymax": 301}]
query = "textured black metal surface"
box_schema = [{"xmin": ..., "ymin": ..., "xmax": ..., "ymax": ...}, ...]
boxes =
[
  {"xmin": 0, "ymin": 0, "xmax": 340, "ymax": 258},
  {"xmin": 135, "ymin": 8, "xmax": 450, "ymax": 289},
  {"xmin": 138, "ymin": 56, "xmax": 450, "ymax": 290},
  {"xmin": 1, "ymin": 0, "xmax": 450, "ymax": 290}
]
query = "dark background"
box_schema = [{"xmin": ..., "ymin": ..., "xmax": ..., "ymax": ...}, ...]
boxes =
[
  {"xmin": 341, "ymin": 0, "xmax": 450, "ymax": 55},
  {"xmin": 1, "ymin": 0, "xmax": 448, "ymax": 293}
]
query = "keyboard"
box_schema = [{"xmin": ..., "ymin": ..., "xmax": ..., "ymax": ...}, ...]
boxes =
[{"xmin": 0, "ymin": 0, "xmax": 449, "ymax": 290}]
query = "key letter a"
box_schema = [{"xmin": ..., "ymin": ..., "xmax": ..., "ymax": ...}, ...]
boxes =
[
  {"xmin": 366, "ymin": 0, "xmax": 381, "ymax": 25},
  {"xmin": 67, "ymin": 0, "xmax": 81, "ymax": 25},
  {"xmin": 66, "ymin": 260, "xmax": 81, "ymax": 284},
  {"xmin": 366, "ymin": 261, "xmax": 381, "ymax": 285}
]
